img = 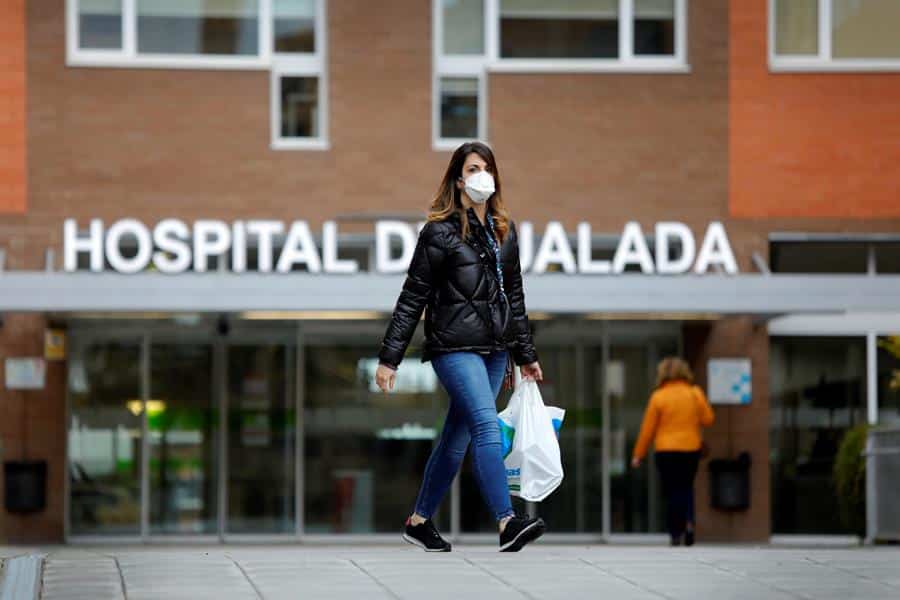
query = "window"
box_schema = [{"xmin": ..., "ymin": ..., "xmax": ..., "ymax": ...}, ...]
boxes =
[
  {"xmin": 433, "ymin": 0, "xmax": 488, "ymax": 149},
  {"xmin": 770, "ymin": 241, "xmax": 869, "ymax": 274},
  {"xmin": 770, "ymin": 0, "xmax": 900, "ymax": 71},
  {"xmin": 136, "ymin": 1, "xmax": 260, "ymax": 56},
  {"xmin": 68, "ymin": 0, "xmax": 328, "ymax": 150},
  {"xmin": 69, "ymin": 0, "xmax": 324, "ymax": 67},
  {"xmin": 271, "ymin": 70, "xmax": 328, "ymax": 149},
  {"xmin": 770, "ymin": 237, "xmax": 900, "ymax": 274},
  {"xmin": 77, "ymin": 0, "xmax": 123, "ymax": 50},
  {"xmin": 492, "ymin": 0, "xmax": 687, "ymax": 71},
  {"xmin": 432, "ymin": 0, "xmax": 686, "ymax": 149}
]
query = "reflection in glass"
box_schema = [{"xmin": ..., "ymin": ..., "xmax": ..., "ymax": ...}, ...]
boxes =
[
  {"xmin": 149, "ymin": 344, "xmax": 217, "ymax": 534},
  {"xmin": 443, "ymin": 0, "xmax": 485, "ymax": 55},
  {"xmin": 526, "ymin": 347, "xmax": 585, "ymax": 532},
  {"xmin": 440, "ymin": 78, "xmax": 479, "ymax": 140},
  {"xmin": 78, "ymin": 0, "xmax": 123, "ymax": 50},
  {"xmin": 280, "ymin": 77, "xmax": 319, "ymax": 138},
  {"xmin": 274, "ymin": 0, "xmax": 316, "ymax": 53},
  {"xmin": 500, "ymin": 0, "xmax": 618, "ymax": 58},
  {"xmin": 877, "ymin": 336, "xmax": 900, "ymax": 425},
  {"xmin": 304, "ymin": 344, "xmax": 449, "ymax": 533},
  {"xmin": 609, "ymin": 340, "xmax": 673, "ymax": 533},
  {"xmin": 227, "ymin": 345, "xmax": 296, "ymax": 533},
  {"xmin": 770, "ymin": 337, "xmax": 866, "ymax": 534},
  {"xmin": 137, "ymin": 0, "xmax": 260, "ymax": 55},
  {"xmin": 634, "ymin": 0, "xmax": 675, "ymax": 55},
  {"xmin": 770, "ymin": 242, "xmax": 868, "ymax": 274},
  {"xmin": 832, "ymin": 0, "xmax": 900, "ymax": 59},
  {"xmin": 68, "ymin": 340, "xmax": 142, "ymax": 535},
  {"xmin": 775, "ymin": 0, "xmax": 818, "ymax": 55}
]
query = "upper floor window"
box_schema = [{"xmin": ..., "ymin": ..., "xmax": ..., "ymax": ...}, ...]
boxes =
[
  {"xmin": 68, "ymin": 0, "xmax": 328, "ymax": 150},
  {"xmin": 68, "ymin": 0, "xmax": 322, "ymax": 68},
  {"xmin": 770, "ymin": 0, "xmax": 900, "ymax": 71},
  {"xmin": 432, "ymin": 0, "xmax": 686, "ymax": 149},
  {"xmin": 491, "ymin": 0, "xmax": 688, "ymax": 72},
  {"xmin": 769, "ymin": 236, "xmax": 900, "ymax": 274}
]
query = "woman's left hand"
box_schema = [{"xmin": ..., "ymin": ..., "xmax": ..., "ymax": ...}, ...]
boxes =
[{"xmin": 521, "ymin": 361, "xmax": 543, "ymax": 382}]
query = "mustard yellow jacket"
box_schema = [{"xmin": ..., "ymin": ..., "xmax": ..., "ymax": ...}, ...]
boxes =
[{"xmin": 632, "ymin": 380, "xmax": 715, "ymax": 460}]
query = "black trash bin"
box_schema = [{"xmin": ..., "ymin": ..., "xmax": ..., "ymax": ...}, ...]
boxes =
[
  {"xmin": 4, "ymin": 460, "xmax": 47, "ymax": 514},
  {"xmin": 708, "ymin": 452, "xmax": 751, "ymax": 511}
]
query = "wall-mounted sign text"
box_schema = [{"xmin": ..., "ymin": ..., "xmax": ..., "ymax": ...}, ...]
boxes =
[{"xmin": 63, "ymin": 219, "xmax": 738, "ymax": 275}]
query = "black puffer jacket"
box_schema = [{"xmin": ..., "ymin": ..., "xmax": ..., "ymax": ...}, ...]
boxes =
[{"xmin": 378, "ymin": 206, "xmax": 538, "ymax": 369}]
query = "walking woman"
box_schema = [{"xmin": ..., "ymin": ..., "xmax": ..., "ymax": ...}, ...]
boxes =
[
  {"xmin": 631, "ymin": 357, "xmax": 714, "ymax": 546},
  {"xmin": 374, "ymin": 142, "xmax": 546, "ymax": 552}
]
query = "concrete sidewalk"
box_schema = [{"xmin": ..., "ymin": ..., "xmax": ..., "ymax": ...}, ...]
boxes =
[{"xmin": 2, "ymin": 544, "xmax": 898, "ymax": 600}]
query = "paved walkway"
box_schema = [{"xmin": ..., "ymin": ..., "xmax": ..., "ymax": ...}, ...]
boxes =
[{"xmin": 2, "ymin": 544, "xmax": 899, "ymax": 599}]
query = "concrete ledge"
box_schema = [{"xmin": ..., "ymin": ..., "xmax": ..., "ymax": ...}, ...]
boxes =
[{"xmin": 0, "ymin": 554, "xmax": 43, "ymax": 600}]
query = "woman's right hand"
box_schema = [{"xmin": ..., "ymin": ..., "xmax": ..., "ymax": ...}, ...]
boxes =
[{"xmin": 375, "ymin": 363, "xmax": 396, "ymax": 393}]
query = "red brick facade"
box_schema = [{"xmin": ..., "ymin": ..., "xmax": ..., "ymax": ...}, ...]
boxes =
[{"xmin": 0, "ymin": 0, "xmax": 897, "ymax": 544}]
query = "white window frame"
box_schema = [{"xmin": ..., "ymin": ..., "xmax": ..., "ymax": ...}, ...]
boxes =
[
  {"xmin": 66, "ymin": 0, "xmax": 324, "ymax": 71},
  {"xmin": 487, "ymin": 0, "xmax": 689, "ymax": 73},
  {"xmin": 433, "ymin": 0, "xmax": 490, "ymax": 151},
  {"xmin": 769, "ymin": 0, "xmax": 900, "ymax": 72},
  {"xmin": 68, "ymin": 0, "xmax": 328, "ymax": 150},
  {"xmin": 270, "ymin": 63, "xmax": 330, "ymax": 151}
]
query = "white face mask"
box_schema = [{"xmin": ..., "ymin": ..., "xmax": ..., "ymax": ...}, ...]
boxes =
[{"xmin": 461, "ymin": 170, "xmax": 495, "ymax": 204}]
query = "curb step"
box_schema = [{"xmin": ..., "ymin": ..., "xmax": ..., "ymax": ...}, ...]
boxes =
[{"xmin": 0, "ymin": 554, "xmax": 44, "ymax": 600}]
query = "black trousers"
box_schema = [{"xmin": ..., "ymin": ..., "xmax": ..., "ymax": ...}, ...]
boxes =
[{"xmin": 655, "ymin": 450, "xmax": 700, "ymax": 540}]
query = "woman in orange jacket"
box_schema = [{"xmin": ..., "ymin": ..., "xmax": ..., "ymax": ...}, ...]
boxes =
[{"xmin": 631, "ymin": 357, "xmax": 714, "ymax": 546}]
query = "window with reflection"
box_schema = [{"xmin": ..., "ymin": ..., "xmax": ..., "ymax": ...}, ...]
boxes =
[
  {"xmin": 137, "ymin": 0, "xmax": 260, "ymax": 55},
  {"xmin": 78, "ymin": 0, "xmax": 123, "ymax": 50},
  {"xmin": 770, "ymin": 337, "xmax": 866, "ymax": 534},
  {"xmin": 304, "ymin": 342, "xmax": 449, "ymax": 533},
  {"xmin": 877, "ymin": 336, "xmax": 900, "ymax": 426},
  {"xmin": 68, "ymin": 339, "xmax": 142, "ymax": 535}
]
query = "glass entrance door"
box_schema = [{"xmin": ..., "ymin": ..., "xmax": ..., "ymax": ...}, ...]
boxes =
[
  {"xmin": 226, "ymin": 343, "xmax": 297, "ymax": 534},
  {"xmin": 148, "ymin": 342, "xmax": 218, "ymax": 534}
]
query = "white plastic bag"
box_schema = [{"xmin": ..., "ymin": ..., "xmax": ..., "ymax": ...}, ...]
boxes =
[{"xmin": 497, "ymin": 379, "xmax": 565, "ymax": 502}]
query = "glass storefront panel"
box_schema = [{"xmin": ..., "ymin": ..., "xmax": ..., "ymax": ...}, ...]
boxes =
[
  {"xmin": 529, "ymin": 347, "xmax": 583, "ymax": 532},
  {"xmin": 149, "ymin": 343, "xmax": 218, "ymax": 534},
  {"xmin": 877, "ymin": 335, "xmax": 900, "ymax": 425},
  {"xmin": 227, "ymin": 344, "xmax": 296, "ymax": 533},
  {"xmin": 608, "ymin": 332, "xmax": 677, "ymax": 534},
  {"xmin": 304, "ymin": 342, "xmax": 449, "ymax": 533},
  {"xmin": 68, "ymin": 339, "xmax": 142, "ymax": 535},
  {"xmin": 770, "ymin": 337, "xmax": 867, "ymax": 534}
]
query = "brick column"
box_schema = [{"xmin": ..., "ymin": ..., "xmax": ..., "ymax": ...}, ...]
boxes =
[
  {"xmin": 684, "ymin": 316, "xmax": 770, "ymax": 542},
  {"xmin": 0, "ymin": 315, "xmax": 67, "ymax": 543}
]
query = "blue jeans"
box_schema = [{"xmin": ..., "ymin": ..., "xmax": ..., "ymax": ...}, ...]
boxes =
[{"xmin": 413, "ymin": 350, "xmax": 515, "ymax": 522}]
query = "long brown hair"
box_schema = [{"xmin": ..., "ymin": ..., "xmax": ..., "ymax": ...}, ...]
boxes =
[
  {"xmin": 655, "ymin": 356, "xmax": 695, "ymax": 388},
  {"xmin": 427, "ymin": 142, "xmax": 510, "ymax": 244}
]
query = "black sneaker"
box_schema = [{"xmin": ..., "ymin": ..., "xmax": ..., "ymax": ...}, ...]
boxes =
[
  {"xmin": 684, "ymin": 530, "xmax": 695, "ymax": 547},
  {"xmin": 499, "ymin": 515, "xmax": 545, "ymax": 552},
  {"xmin": 402, "ymin": 517, "xmax": 451, "ymax": 552}
]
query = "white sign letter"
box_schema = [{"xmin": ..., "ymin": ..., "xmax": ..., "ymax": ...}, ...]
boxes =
[
  {"xmin": 518, "ymin": 221, "xmax": 534, "ymax": 273},
  {"xmin": 695, "ymin": 222, "xmax": 738, "ymax": 274},
  {"xmin": 152, "ymin": 219, "xmax": 191, "ymax": 274},
  {"xmin": 193, "ymin": 220, "xmax": 231, "ymax": 273},
  {"xmin": 277, "ymin": 221, "xmax": 322, "ymax": 273},
  {"xmin": 105, "ymin": 219, "xmax": 152, "ymax": 274},
  {"xmin": 655, "ymin": 222, "xmax": 696, "ymax": 275},
  {"xmin": 64, "ymin": 219, "xmax": 103, "ymax": 272},
  {"xmin": 246, "ymin": 220, "xmax": 284, "ymax": 273},
  {"xmin": 376, "ymin": 221, "xmax": 416, "ymax": 274},
  {"xmin": 231, "ymin": 221, "xmax": 247, "ymax": 273},
  {"xmin": 322, "ymin": 221, "xmax": 358, "ymax": 274},
  {"xmin": 612, "ymin": 222, "xmax": 655, "ymax": 274},
  {"xmin": 532, "ymin": 221, "xmax": 577, "ymax": 274},
  {"xmin": 577, "ymin": 222, "xmax": 611, "ymax": 274}
]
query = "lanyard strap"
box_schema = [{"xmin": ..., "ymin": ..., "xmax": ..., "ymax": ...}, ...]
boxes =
[{"xmin": 485, "ymin": 213, "xmax": 505, "ymax": 294}]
